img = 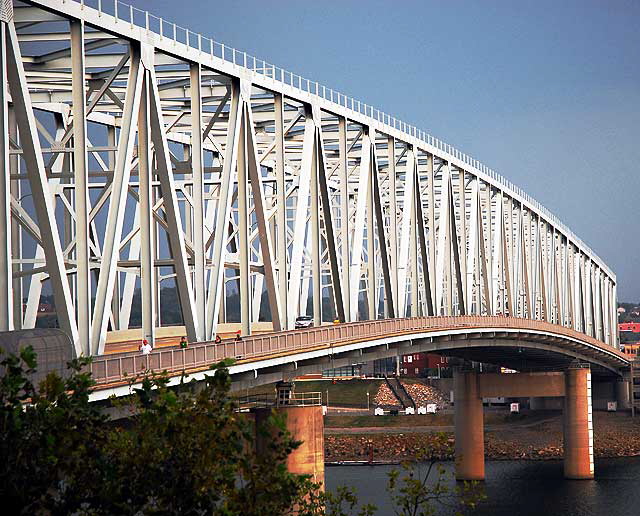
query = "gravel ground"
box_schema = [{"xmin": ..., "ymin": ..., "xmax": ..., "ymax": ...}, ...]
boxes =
[
  {"xmin": 374, "ymin": 381, "xmax": 449, "ymax": 409},
  {"xmin": 325, "ymin": 411, "xmax": 640, "ymax": 461}
]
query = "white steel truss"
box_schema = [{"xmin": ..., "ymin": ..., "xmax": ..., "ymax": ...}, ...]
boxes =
[{"xmin": 0, "ymin": 0, "xmax": 618, "ymax": 356}]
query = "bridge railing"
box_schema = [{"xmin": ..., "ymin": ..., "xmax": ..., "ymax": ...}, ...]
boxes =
[
  {"xmin": 88, "ymin": 316, "xmax": 621, "ymax": 387},
  {"xmin": 54, "ymin": 0, "xmax": 608, "ymax": 274}
]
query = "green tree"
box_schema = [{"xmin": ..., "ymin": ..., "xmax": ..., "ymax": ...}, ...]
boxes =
[
  {"xmin": 1, "ymin": 348, "xmax": 482, "ymax": 515},
  {"xmin": 0, "ymin": 348, "xmax": 316, "ymax": 515}
]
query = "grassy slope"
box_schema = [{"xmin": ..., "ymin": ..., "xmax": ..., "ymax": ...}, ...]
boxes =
[
  {"xmin": 294, "ymin": 379, "xmax": 384, "ymax": 407},
  {"xmin": 237, "ymin": 378, "xmax": 385, "ymax": 408}
]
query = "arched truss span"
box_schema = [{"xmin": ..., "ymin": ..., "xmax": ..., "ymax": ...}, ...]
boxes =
[{"xmin": 0, "ymin": 0, "xmax": 618, "ymax": 357}]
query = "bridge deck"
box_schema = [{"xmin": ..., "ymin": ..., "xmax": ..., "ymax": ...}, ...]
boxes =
[{"xmin": 89, "ymin": 316, "xmax": 628, "ymax": 395}]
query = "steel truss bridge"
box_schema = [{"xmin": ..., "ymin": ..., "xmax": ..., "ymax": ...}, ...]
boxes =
[{"xmin": 0, "ymin": 1, "xmax": 620, "ymax": 375}]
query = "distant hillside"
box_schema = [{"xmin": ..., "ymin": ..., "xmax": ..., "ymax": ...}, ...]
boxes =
[{"xmin": 618, "ymin": 302, "xmax": 640, "ymax": 323}]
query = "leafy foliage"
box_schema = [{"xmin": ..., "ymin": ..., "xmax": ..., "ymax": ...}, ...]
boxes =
[
  {"xmin": 0, "ymin": 347, "xmax": 312, "ymax": 515},
  {"xmin": 386, "ymin": 434, "xmax": 486, "ymax": 516},
  {"xmin": 0, "ymin": 347, "xmax": 483, "ymax": 515}
]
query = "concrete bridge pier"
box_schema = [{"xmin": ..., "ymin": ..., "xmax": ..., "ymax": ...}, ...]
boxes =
[
  {"xmin": 453, "ymin": 367, "xmax": 594, "ymax": 481},
  {"xmin": 615, "ymin": 378, "xmax": 631, "ymax": 410},
  {"xmin": 454, "ymin": 371, "xmax": 485, "ymax": 480},
  {"xmin": 254, "ymin": 386, "xmax": 325, "ymax": 488},
  {"xmin": 563, "ymin": 367, "xmax": 594, "ymax": 479}
]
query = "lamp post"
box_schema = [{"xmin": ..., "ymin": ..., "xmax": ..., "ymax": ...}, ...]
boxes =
[{"xmin": 366, "ymin": 390, "xmax": 370, "ymax": 411}]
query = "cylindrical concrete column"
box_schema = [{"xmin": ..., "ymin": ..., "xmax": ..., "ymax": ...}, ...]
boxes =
[
  {"xmin": 563, "ymin": 367, "xmax": 594, "ymax": 479},
  {"xmin": 454, "ymin": 370, "xmax": 484, "ymax": 480},
  {"xmin": 255, "ymin": 405, "xmax": 325, "ymax": 487},
  {"xmin": 615, "ymin": 379, "xmax": 631, "ymax": 410}
]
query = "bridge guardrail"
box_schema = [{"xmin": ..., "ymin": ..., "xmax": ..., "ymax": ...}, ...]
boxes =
[{"xmin": 89, "ymin": 316, "xmax": 626, "ymax": 387}]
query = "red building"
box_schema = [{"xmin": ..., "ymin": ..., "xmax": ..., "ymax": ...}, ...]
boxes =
[
  {"xmin": 399, "ymin": 352, "xmax": 449, "ymax": 377},
  {"xmin": 620, "ymin": 322, "xmax": 640, "ymax": 356}
]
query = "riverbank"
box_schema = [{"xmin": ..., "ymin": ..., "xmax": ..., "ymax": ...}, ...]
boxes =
[{"xmin": 324, "ymin": 410, "xmax": 640, "ymax": 461}]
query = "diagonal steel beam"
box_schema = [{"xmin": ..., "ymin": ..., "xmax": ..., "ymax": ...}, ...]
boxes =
[
  {"xmin": 148, "ymin": 64, "xmax": 200, "ymax": 342},
  {"xmin": 91, "ymin": 46, "xmax": 143, "ymax": 354},
  {"xmin": 5, "ymin": 21, "xmax": 79, "ymax": 351}
]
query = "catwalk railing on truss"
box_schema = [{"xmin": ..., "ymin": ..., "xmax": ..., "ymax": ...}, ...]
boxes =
[
  {"xmin": 88, "ymin": 316, "xmax": 629, "ymax": 387},
  {"xmin": 62, "ymin": 0, "xmax": 606, "ymax": 271}
]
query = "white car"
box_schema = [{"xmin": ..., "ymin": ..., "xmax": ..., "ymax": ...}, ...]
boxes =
[{"xmin": 294, "ymin": 315, "xmax": 313, "ymax": 329}]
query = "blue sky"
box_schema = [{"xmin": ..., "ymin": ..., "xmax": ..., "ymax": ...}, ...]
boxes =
[{"xmin": 132, "ymin": 0, "xmax": 640, "ymax": 301}]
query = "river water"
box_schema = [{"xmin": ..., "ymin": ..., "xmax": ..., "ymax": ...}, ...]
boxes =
[{"xmin": 326, "ymin": 458, "xmax": 640, "ymax": 515}]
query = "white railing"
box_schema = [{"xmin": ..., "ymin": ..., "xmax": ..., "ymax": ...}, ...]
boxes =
[{"xmin": 60, "ymin": 0, "xmax": 611, "ymax": 277}]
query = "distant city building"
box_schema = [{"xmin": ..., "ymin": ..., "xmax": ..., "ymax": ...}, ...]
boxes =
[
  {"xmin": 620, "ymin": 322, "xmax": 640, "ymax": 333},
  {"xmin": 398, "ymin": 353, "xmax": 449, "ymax": 377}
]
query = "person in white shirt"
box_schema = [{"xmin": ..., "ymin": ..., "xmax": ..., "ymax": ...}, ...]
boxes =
[{"xmin": 139, "ymin": 339, "xmax": 152, "ymax": 355}]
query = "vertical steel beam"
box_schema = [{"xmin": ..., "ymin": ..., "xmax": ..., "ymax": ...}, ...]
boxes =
[
  {"xmin": 458, "ymin": 169, "xmax": 467, "ymax": 310},
  {"xmin": 207, "ymin": 79, "xmax": 241, "ymax": 338},
  {"xmin": 5, "ymin": 22, "xmax": 79, "ymax": 351},
  {"xmin": 70, "ymin": 20, "xmax": 90, "ymax": 353},
  {"xmin": 477, "ymin": 184, "xmax": 490, "ymax": 315},
  {"xmin": 338, "ymin": 116, "xmax": 350, "ymax": 320},
  {"xmin": 501, "ymin": 200, "xmax": 514, "ymax": 316},
  {"xmin": 366, "ymin": 128, "xmax": 377, "ymax": 319},
  {"xmin": 274, "ymin": 93, "xmax": 288, "ymax": 327},
  {"xmin": 237, "ymin": 101, "xmax": 251, "ymax": 336},
  {"xmin": 0, "ymin": 22, "xmax": 12, "ymax": 330},
  {"xmin": 387, "ymin": 136, "xmax": 398, "ymax": 315},
  {"xmin": 485, "ymin": 184, "xmax": 493, "ymax": 313},
  {"xmin": 189, "ymin": 63, "xmax": 206, "ymax": 340},
  {"xmin": 287, "ymin": 110, "xmax": 314, "ymax": 325},
  {"xmin": 427, "ymin": 155, "xmax": 437, "ymax": 311},
  {"xmin": 310, "ymin": 113, "xmax": 322, "ymax": 326},
  {"xmin": 466, "ymin": 179, "xmax": 479, "ymax": 314},
  {"xmin": 409, "ymin": 155, "xmax": 419, "ymax": 316},
  {"xmin": 491, "ymin": 190, "xmax": 503, "ymax": 313},
  {"xmin": 9, "ymin": 106, "xmax": 21, "ymax": 330},
  {"xmin": 138, "ymin": 71, "xmax": 155, "ymax": 345}
]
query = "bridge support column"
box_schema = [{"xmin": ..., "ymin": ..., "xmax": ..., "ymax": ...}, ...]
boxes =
[
  {"xmin": 615, "ymin": 378, "xmax": 630, "ymax": 410},
  {"xmin": 454, "ymin": 370, "xmax": 484, "ymax": 481},
  {"xmin": 255, "ymin": 405, "xmax": 325, "ymax": 488},
  {"xmin": 563, "ymin": 367, "xmax": 594, "ymax": 479}
]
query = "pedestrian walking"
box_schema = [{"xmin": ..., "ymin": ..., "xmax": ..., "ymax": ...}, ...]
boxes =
[{"xmin": 139, "ymin": 339, "xmax": 152, "ymax": 355}]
